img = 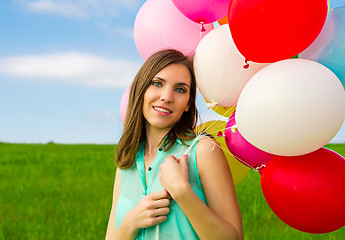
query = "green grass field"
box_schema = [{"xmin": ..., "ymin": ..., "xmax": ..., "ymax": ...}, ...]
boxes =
[{"xmin": 0, "ymin": 142, "xmax": 344, "ymax": 240}]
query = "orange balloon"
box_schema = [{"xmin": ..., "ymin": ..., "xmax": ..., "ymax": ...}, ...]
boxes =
[{"xmin": 217, "ymin": 16, "xmax": 228, "ymax": 25}]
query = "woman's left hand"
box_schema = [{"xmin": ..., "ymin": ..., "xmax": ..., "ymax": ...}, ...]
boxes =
[{"xmin": 159, "ymin": 154, "xmax": 190, "ymax": 200}]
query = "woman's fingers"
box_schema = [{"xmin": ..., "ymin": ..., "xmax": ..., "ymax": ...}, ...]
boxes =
[
  {"xmin": 142, "ymin": 192, "xmax": 171, "ymax": 226},
  {"xmin": 149, "ymin": 215, "xmax": 168, "ymax": 226},
  {"xmin": 153, "ymin": 198, "xmax": 170, "ymax": 208},
  {"xmin": 150, "ymin": 189, "xmax": 171, "ymax": 200},
  {"xmin": 144, "ymin": 190, "xmax": 171, "ymax": 214},
  {"xmin": 127, "ymin": 189, "xmax": 173, "ymax": 229},
  {"xmin": 146, "ymin": 191, "xmax": 170, "ymax": 211},
  {"xmin": 151, "ymin": 205, "xmax": 170, "ymax": 217}
]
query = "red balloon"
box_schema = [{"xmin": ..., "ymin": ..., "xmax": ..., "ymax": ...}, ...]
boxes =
[
  {"xmin": 228, "ymin": 0, "xmax": 328, "ymax": 63},
  {"xmin": 260, "ymin": 148, "xmax": 345, "ymax": 233}
]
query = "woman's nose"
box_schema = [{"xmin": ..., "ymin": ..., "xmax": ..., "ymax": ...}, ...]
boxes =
[{"xmin": 160, "ymin": 88, "xmax": 173, "ymax": 103}]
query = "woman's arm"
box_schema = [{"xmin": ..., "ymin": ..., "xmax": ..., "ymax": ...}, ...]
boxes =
[
  {"xmin": 159, "ymin": 137, "xmax": 243, "ymax": 240},
  {"xmin": 105, "ymin": 168, "xmax": 171, "ymax": 240},
  {"xmin": 105, "ymin": 168, "xmax": 123, "ymax": 240}
]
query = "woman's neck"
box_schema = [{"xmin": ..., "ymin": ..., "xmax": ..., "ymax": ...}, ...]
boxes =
[{"xmin": 144, "ymin": 124, "xmax": 171, "ymax": 157}]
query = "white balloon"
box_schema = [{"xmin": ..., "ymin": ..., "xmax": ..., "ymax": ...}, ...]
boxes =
[
  {"xmin": 194, "ymin": 24, "xmax": 269, "ymax": 107},
  {"xmin": 236, "ymin": 59, "xmax": 345, "ymax": 156}
]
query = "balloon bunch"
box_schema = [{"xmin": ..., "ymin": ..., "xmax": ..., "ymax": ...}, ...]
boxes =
[
  {"xmin": 120, "ymin": 0, "xmax": 345, "ymax": 234},
  {"xmin": 211, "ymin": 1, "xmax": 345, "ymax": 234}
]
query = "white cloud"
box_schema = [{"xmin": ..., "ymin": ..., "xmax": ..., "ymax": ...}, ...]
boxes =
[
  {"xmin": 0, "ymin": 53, "xmax": 142, "ymax": 88},
  {"xmin": 14, "ymin": 0, "xmax": 141, "ymax": 18},
  {"xmin": 26, "ymin": 0, "xmax": 88, "ymax": 18}
]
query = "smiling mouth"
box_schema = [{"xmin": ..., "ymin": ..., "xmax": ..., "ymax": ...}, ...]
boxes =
[{"xmin": 153, "ymin": 106, "xmax": 172, "ymax": 113}]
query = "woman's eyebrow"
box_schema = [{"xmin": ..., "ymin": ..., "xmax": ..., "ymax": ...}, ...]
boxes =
[
  {"xmin": 153, "ymin": 76, "xmax": 190, "ymax": 88},
  {"xmin": 153, "ymin": 76, "xmax": 165, "ymax": 81},
  {"xmin": 176, "ymin": 82, "xmax": 190, "ymax": 89}
]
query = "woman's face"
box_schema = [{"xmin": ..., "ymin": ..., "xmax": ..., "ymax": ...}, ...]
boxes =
[{"xmin": 143, "ymin": 63, "xmax": 191, "ymax": 132}]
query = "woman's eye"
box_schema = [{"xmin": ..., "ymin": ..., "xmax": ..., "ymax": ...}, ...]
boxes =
[
  {"xmin": 152, "ymin": 81, "xmax": 162, "ymax": 87},
  {"xmin": 176, "ymin": 87, "xmax": 186, "ymax": 93}
]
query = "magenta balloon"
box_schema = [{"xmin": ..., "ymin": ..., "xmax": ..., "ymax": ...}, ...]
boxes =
[
  {"xmin": 120, "ymin": 85, "xmax": 130, "ymax": 126},
  {"xmin": 134, "ymin": 0, "xmax": 213, "ymax": 60},
  {"xmin": 224, "ymin": 112, "xmax": 275, "ymax": 169},
  {"xmin": 171, "ymin": 0, "xmax": 230, "ymax": 23}
]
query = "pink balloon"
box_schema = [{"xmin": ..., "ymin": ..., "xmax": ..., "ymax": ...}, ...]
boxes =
[
  {"xmin": 134, "ymin": 0, "xmax": 214, "ymax": 60},
  {"xmin": 120, "ymin": 85, "xmax": 130, "ymax": 125},
  {"xmin": 171, "ymin": 0, "xmax": 230, "ymax": 23},
  {"xmin": 224, "ymin": 112, "xmax": 275, "ymax": 169}
]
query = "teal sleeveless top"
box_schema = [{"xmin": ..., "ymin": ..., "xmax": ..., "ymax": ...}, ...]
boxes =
[{"xmin": 115, "ymin": 138, "xmax": 206, "ymax": 240}]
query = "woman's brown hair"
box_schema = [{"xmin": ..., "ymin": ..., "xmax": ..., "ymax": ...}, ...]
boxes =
[{"xmin": 116, "ymin": 49, "xmax": 198, "ymax": 169}]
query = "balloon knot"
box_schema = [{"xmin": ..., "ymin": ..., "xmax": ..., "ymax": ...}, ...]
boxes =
[
  {"xmin": 200, "ymin": 22, "xmax": 206, "ymax": 32},
  {"xmin": 243, "ymin": 59, "xmax": 250, "ymax": 69},
  {"xmin": 206, "ymin": 101, "xmax": 218, "ymax": 109},
  {"xmin": 254, "ymin": 163, "xmax": 266, "ymax": 172},
  {"xmin": 231, "ymin": 125, "xmax": 238, "ymax": 133},
  {"xmin": 217, "ymin": 131, "xmax": 224, "ymax": 137}
]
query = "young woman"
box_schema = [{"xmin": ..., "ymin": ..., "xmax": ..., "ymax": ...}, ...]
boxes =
[{"xmin": 106, "ymin": 49, "xmax": 243, "ymax": 240}]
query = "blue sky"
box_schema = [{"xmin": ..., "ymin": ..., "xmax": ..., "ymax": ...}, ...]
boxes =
[
  {"xmin": 0, "ymin": 0, "xmax": 146, "ymax": 144},
  {"xmin": 0, "ymin": 0, "xmax": 344, "ymax": 144}
]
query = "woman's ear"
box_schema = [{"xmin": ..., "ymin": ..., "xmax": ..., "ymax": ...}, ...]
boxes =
[{"xmin": 184, "ymin": 105, "xmax": 189, "ymax": 112}]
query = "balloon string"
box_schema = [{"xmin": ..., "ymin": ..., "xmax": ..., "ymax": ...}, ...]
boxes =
[
  {"xmin": 197, "ymin": 48, "xmax": 237, "ymax": 135},
  {"xmin": 195, "ymin": 103, "xmax": 235, "ymax": 146},
  {"xmin": 176, "ymin": 127, "xmax": 263, "ymax": 173},
  {"xmin": 204, "ymin": 46, "xmax": 246, "ymax": 116},
  {"xmin": 193, "ymin": 45, "xmax": 250, "ymax": 168},
  {"xmin": 193, "ymin": 102, "xmax": 266, "ymax": 175},
  {"xmin": 233, "ymin": 151, "xmax": 267, "ymax": 172},
  {"xmin": 214, "ymin": 65, "xmax": 244, "ymax": 108},
  {"xmin": 155, "ymin": 224, "xmax": 159, "ymax": 240},
  {"xmin": 196, "ymin": 29, "xmax": 254, "ymax": 139},
  {"xmin": 208, "ymin": 44, "xmax": 235, "ymax": 105},
  {"xmin": 181, "ymin": 134, "xmax": 205, "ymax": 157},
  {"xmin": 196, "ymin": 32, "xmax": 239, "ymax": 136},
  {"xmin": 223, "ymin": 125, "xmax": 266, "ymax": 171},
  {"xmin": 193, "ymin": 119, "xmax": 265, "ymax": 173},
  {"xmin": 233, "ymin": 154, "xmax": 255, "ymax": 169},
  {"xmin": 195, "ymin": 123, "xmax": 257, "ymax": 171},
  {"xmin": 199, "ymin": 100, "xmax": 236, "ymax": 134}
]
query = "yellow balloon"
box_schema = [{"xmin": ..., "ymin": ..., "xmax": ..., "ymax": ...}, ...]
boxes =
[
  {"xmin": 195, "ymin": 120, "xmax": 250, "ymax": 186},
  {"xmin": 204, "ymin": 99, "xmax": 236, "ymax": 118}
]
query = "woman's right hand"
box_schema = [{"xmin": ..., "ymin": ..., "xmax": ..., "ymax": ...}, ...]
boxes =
[{"xmin": 123, "ymin": 189, "xmax": 171, "ymax": 232}]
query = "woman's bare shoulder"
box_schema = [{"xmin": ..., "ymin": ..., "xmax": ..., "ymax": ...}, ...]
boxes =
[{"xmin": 196, "ymin": 136, "xmax": 228, "ymax": 171}]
